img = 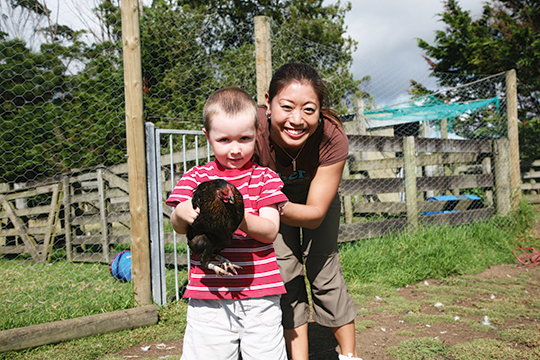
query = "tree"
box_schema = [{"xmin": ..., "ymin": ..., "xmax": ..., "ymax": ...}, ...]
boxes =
[
  {"xmin": 0, "ymin": 0, "xmax": 363, "ymax": 182},
  {"xmin": 417, "ymin": 0, "xmax": 540, "ymax": 168},
  {"xmin": 140, "ymin": 0, "xmax": 362, "ymax": 126}
]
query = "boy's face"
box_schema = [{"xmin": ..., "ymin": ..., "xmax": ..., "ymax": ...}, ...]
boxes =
[{"xmin": 204, "ymin": 110, "xmax": 257, "ymax": 169}]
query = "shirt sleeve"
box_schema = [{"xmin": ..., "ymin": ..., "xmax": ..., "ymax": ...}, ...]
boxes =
[
  {"xmin": 319, "ymin": 121, "xmax": 349, "ymax": 167},
  {"xmin": 164, "ymin": 171, "xmax": 198, "ymax": 207},
  {"xmin": 256, "ymin": 168, "xmax": 289, "ymax": 210}
]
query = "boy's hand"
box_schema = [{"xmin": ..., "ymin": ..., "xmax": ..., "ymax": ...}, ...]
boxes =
[
  {"xmin": 170, "ymin": 199, "xmax": 200, "ymax": 234},
  {"xmin": 176, "ymin": 199, "xmax": 200, "ymax": 225}
]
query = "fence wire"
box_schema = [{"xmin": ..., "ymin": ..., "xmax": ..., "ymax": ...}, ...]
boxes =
[{"xmin": 0, "ymin": 0, "xmax": 518, "ymax": 333}]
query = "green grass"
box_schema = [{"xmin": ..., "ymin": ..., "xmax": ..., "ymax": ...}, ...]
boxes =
[
  {"xmin": 0, "ymin": 200, "xmax": 538, "ymax": 359},
  {"xmin": 340, "ymin": 201, "xmax": 537, "ymax": 287},
  {"xmin": 0, "ymin": 260, "xmax": 188, "ymax": 331},
  {"xmin": 0, "ymin": 260, "xmax": 135, "ymax": 330}
]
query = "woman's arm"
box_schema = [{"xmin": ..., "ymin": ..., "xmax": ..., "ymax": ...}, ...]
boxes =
[
  {"xmin": 169, "ymin": 199, "xmax": 199, "ymax": 234},
  {"xmin": 238, "ymin": 204, "xmax": 280, "ymax": 244},
  {"xmin": 280, "ymin": 159, "xmax": 345, "ymax": 229}
]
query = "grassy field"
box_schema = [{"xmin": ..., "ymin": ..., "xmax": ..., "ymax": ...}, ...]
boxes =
[{"xmin": 0, "ymin": 201, "xmax": 539, "ymax": 359}]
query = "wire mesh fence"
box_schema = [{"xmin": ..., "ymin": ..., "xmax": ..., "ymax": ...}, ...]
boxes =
[{"xmin": 0, "ymin": 0, "xmax": 520, "ymax": 334}]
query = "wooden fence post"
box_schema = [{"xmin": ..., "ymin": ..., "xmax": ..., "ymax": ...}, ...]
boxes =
[
  {"xmin": 254, "ymin": 16, "xmax": 272, "ymax": 106},
  {"xmin": 506, "ymin": 69, "xmax": 521, "ymax": 208},
  {"xmin": 121, "ymin": 0, "xmax": 152, "ymax": 305},
  {"xmin": 403, "ymin": 136, "xmax": 418, "ymax": 231},
  {"xmin": 355, "ymin": 98, "xmax": 367, "ymax": 136},
  {"xmin": 494, "ymin": 139, "xmax": 511, "ymax": 216}
]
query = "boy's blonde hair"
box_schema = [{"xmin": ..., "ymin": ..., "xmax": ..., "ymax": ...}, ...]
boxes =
[{"xmin": 203, "ymin": 87, "xmax": 259, "ymax": 131}]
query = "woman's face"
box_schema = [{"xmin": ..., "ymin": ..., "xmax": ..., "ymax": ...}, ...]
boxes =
[{"xmin": 266, "ymin": 81, "xmax": 320, "ymax": 150}]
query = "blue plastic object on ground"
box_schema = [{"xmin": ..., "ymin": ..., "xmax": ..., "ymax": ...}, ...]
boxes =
[{"xmin": 110, "ymin": 250, "xmax": 132, "ymax": 282}]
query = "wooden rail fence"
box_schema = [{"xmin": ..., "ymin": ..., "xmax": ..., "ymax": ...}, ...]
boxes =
[{"xmin": 0, "ymin": 134, "xmax": 514, "ymax": 263}]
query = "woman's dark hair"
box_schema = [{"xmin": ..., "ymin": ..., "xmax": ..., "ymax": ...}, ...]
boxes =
[
  {"xmin": 267, "ymin": 62, "xmax": 341, "ymax": 126},
  {"xmin": 268, "ymin": 62, "xmax": 328, "ymax": 106}
]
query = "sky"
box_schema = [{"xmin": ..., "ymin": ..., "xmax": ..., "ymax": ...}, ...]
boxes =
[{"xmin": 333, "ymin": 0, "xmax": 487, "ymax": 105}]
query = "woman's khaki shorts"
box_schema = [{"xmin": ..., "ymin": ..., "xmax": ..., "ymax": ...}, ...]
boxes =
[{"xmin": 274, "ymin": 194, "xmax": 358, "ymax": 329}]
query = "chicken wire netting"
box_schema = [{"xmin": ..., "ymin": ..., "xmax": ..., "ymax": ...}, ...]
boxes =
[{"xmin": 0, "ymin": 0, "xmax": 517, "ymax": 332}]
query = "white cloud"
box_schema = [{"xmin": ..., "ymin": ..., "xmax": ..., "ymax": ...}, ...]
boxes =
[{"xmin": 333, "ymin": 0, "xmax": 487, "ymax": 105}]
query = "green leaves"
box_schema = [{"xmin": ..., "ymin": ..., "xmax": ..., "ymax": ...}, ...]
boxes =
[{"xmin": 417, "ymin": 0, "xmax": 540, "ymax": 161}]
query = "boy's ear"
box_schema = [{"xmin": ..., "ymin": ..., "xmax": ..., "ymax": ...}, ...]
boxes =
[{"xmin": 202, "ymin": 127, "xmax": 209, "ymax": 138}]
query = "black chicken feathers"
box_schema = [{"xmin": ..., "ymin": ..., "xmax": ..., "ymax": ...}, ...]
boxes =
[{"xmin": 187, "ymin": 179, "xmax": 244, "ymax": 275}]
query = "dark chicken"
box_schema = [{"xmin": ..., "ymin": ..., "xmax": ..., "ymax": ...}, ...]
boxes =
[{"xmin": 188, "ymin": 179, "xmax": 244, "ymax": 276}]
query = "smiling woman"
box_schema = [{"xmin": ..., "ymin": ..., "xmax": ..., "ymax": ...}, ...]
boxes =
[{"xmin": 253, "ymin": 62, "xmax": 361, "ymax": 360}]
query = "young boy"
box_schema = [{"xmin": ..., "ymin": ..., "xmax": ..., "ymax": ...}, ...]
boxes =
[{"xmin": 165, "ymin": 87, "xmax": 288, "ymax": 360}]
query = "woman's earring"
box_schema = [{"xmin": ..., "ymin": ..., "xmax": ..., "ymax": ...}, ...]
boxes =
[{"xmin": 266, "ymin": 111, "xmax": 271, "ymax": 121}]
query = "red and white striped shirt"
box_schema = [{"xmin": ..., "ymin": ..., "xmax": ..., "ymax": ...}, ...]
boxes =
[{"xmin": 165, "ymin": 160, "xmax": 288, "ymax": 299}]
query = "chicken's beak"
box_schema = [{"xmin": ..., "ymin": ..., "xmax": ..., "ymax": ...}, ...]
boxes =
[{"xmin": 226, "ymin": 185, "xmax": 235, "ymax": 204}]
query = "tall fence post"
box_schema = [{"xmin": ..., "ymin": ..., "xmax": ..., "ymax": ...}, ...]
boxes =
[
  {"xmin": 403, "ymin": 136, "xmax": 418, "ymax": 231},
  {"xmin": 121, "ymin": 0, "xmax": 152, "ymax": 305},
  {"xmin": 494, "ymin": 139, "xmax": 511, "ymax": 216},
  {"xmin": 506, "ymin": 69, "xmax": 521, "ymax": 208},
  {"xmin": 254, "ymin": 16, "xmax": 272, "ymax": 106}
]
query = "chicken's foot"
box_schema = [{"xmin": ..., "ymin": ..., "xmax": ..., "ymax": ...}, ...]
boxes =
[{"xmin": 208, "ymin": 255, "xmax": 242, "ymax": 276}]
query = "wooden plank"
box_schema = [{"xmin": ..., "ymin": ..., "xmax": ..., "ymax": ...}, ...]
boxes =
[
  {"xmin": 339, "ymin": 178, "xmax": 403, "ymax": 196},
  {"xmin": 416, "ymin": 174, "xmax": 493, "ymax": 191},
  {"xmin": 41, "ymin": 183, "xmax": 61, "ymax": 262},
  {"xmin": 70, "ymin": 192, "xmax": 100, "ymax": 203},
  {"xmin": 403, "ymin": 136, "xmax": 418, "ymax": 230},
  {"xmin": 348, "ymin": 135, "xmax": 403, "ymax": 152},
  {"xmin": 415, "ymin": 137, "xmax": 491, "ymax": 153},
  {"xmin": 506, "ymin": 70, "xmax": 521, "ymax": 207},
  {"xmin": 67, "ymin": 172, "xmax": 99, "ymax": 183},
  {"xmin": 63, "ymin": 177, "xmax": 73, "ymax": 262},
  {"xmin": 109, "ymin": 234, "xmax": 131, "ymax": 244},
  {"xmin": 0, "ymin": 198, "xmax": 40, "ymax": 262},
  {"xmin": 0, "ymin": 226, "xmax": 60, "ymax": 237},
  {"xmin": 350, "ymin": 201, "xmax": 406, "ymax": 214},
  {"xmin": 494, "ymin": 139, "xmax": 511, "ymax": 216},
  {"xmin": 164, "ymin": 252, "xmax": 188, "ymax": 266},
  {"xmin": 163, "ymin": 232, "xmax": 187, "ymax": 243},
  {"xmin": 349, "ymin": 152, "xmax": 481, "ymax": 173},
  {"xmin": 0, "ymin": 305, "xmax": 158, "ymax": 352},
  {"xmin": 69, "ymin": 252, "xmax": 108, "ymax": 263},
  {"xmin": 418, "ymin": 152, "xmax": 479, "ymax": 167},
  {"xmin": 109, "ymin": 194, "xmax": 129, "ymax": 204},
  {"xmin": 71, "ymin": 214, "xmax": 102, "ymax": 226},
  {"xmin": 522, "ymin": 171, "xmax": 540, "ymax": 180},
  {"xmin": 338, "ymin": 218, "xmax": 407, "ymax": 242},
  {"xmin": 1, "ymin": 185, "xmax": 58, "ymax": 201},
  {"xmin": 102, "ymin": 170, "xmax": 130, "ymax": 193},
  {"xmin": 521, "ymin": 182, "xmax": 540, "ymax": 191},
  {"xmin": 349, "ymin": 199, "xmax": 481, "ymax": 214},
  {"xmin": 419, "ymin": 207, "xmax": 494, "ymax": 226},
  {"xmin": 0, "ymin": 245, "xmax": 46, "ymax": 255},
  {"xmin": 523, "ymin": 194, "xmax": 540, "ymax": 204},
  {"xmin": 349, "ymin": 157, "xmax": 403, "ymax": 172},
  {"xmin": 71, "ymin": 235, "xmax": 103, "ymax": 245},
  {"xmin": 0, "ymin": 204, "xmax": 59, "ymax": 218},
  {"xmin": 97, "ymin": 170, "xmax": 110, "ymax": 262}
]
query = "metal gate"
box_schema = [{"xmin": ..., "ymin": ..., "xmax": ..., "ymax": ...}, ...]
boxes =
[{"xmin": 145, "ymin": 122, "xmax": 211, "ymax": 305}]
